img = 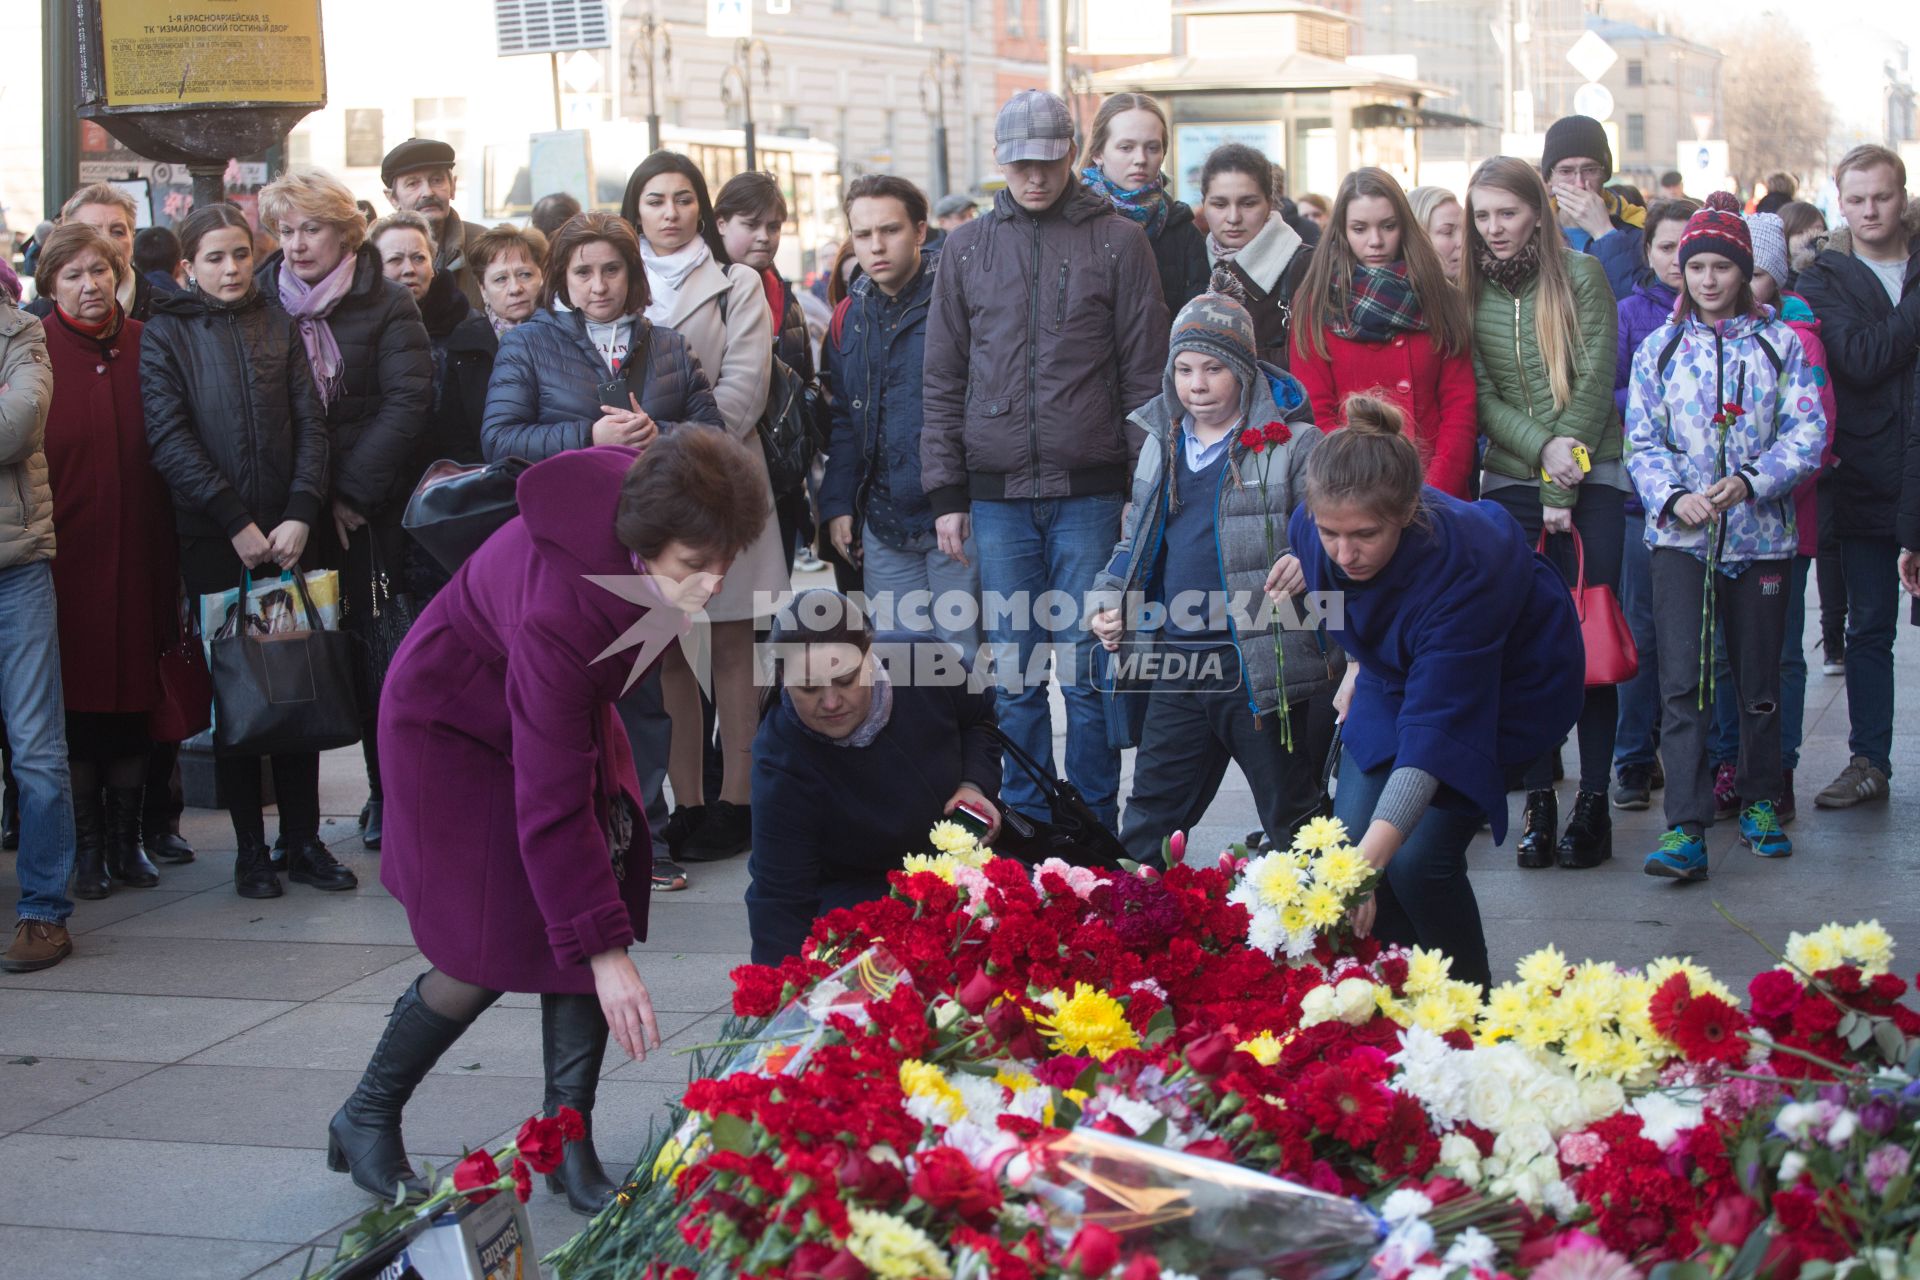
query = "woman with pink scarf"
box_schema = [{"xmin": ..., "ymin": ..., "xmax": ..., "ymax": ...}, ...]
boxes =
[{"xmin": 257, "ymin": 170, "xmax": 433, "ymax": 857}]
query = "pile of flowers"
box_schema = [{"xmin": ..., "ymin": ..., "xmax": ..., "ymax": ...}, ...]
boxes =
[{"xmin": 547, "ymin": 821, "xmax": 1920, "ymax": 1280}]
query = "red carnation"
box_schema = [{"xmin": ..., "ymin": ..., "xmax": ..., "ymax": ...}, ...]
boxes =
[
  {"xmin": 1671, "ymin": 992, "xmax": 1749, "ymax": 1065},
  {"xmin": 452, "ymin": 1149, "xmax": 503, "ymax": 1204},
  {"xmin": 1722, "ymin": 402, "xmax": 1744, "ymax": 418},
  {"xmin": 510, "ymin": 1156, "xmax": 533, "ymax": 1203},
  {"xmin": 792, "ymin": 1242, "xmax": 872, "ymax": 1280},
  {"xmin": 1238, "ymin": 426, "xmax": 1266, "ymax": 453},
  {"xmin": 1262, "ymin": 420, "xmax": 1292, "ymax": 445},
  {"xmin": 1747, "ymin": 969, "xmax": 1802, "ymax": 1021},
  {"xmin": 1065, "ymin": 1224, "xmax": 1121, "ymax": 1277},
  {"xmin": 910, "ymin": 1146, "xmax": 1002, "ymax": 1227},
  {"xmin": 1121, "ymin": 1254, "xmax": 1162, "ymax": 1280},
  {"xmin": 516, "ymin": 1113, "xmax": 570, "ymax": 1175},
  {"xmin": 1704, "ymin": 1193, "xmax": 1764, "ymax": 1246}
]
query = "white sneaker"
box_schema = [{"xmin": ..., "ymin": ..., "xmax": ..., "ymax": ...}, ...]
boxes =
[
  {"xmin": 1822, "ymin": 659, "xmax": 1845, "ymax": 677},
  {"xmin": 794, "ymin": 548, "xmax": 825, "ymax": 572}
]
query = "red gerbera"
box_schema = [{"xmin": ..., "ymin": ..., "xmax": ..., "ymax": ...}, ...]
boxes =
[
  {"xmin": 1295, "ymin": 1061, "xmax": 1394, "ymax": 1145},
  {"xmin": 1670, "ymin": 992, "xmax": 1749, "ymax": 1065},
  {"xmin": 1239, "ymin": 426, "xmax": 1267, "ymax": 453},
  {"xmin": 1262, "ymin": 420, "xmax": 1292, "ymax": 445},
  {"xmin": 1647, "ymin": 972, "xmax": 1692, "ymax": 1037}
]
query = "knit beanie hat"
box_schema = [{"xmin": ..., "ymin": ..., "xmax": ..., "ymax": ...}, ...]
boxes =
[
  {"xmin": 1745, "ymin": 211, "xmax": 1790, "ymax": 286},
  {"xmin": 1678, "ymin": 192, "xmax": 1754, "ymax": 280},
  {"xmin": 1167, "ymin": 287, "xmax": 1258, "ymax": 408},
  {"xmin": 1542, "ymin": 115, "xmax": 1612, "ymax": 180}
]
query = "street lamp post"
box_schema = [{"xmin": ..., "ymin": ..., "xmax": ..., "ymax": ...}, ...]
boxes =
[
  {"xmin": 627, "ymin": 8, "xmax": 673, "ymax": 153},
  {"xmin": 920, "ymin": 49, "xmax": 960, "ymax": 200},
  {"xmin": 720, "ymin": 38, "xmax": 772, "ymax": 172}
]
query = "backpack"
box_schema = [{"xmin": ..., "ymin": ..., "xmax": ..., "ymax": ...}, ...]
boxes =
[{"xmin": 720, "ymin": 268, "xmax": 819, "ymax": 495}]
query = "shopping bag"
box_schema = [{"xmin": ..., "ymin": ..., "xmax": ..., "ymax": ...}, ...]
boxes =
[{"xmin": 210, "ymin": 569, "xmax": 362, "ymax": 755}]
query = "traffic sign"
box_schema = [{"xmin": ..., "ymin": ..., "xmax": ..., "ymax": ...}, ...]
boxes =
[
  {"xmin": 1573, "ymin": 82, "xmax": 1615, "ymax": 122},
  {"xmin": 1566, "ymin": 30, "xmax": 1618, "ymax": 84}
]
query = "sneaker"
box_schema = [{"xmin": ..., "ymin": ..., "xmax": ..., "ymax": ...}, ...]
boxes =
[
  {"xmin": 1777, "ymin": 770, "xmax": 1796, "ymax": 825},
  {"xmin": 794, "ymin": 547, "xmax": 826, "ymax": 573},
  {"xmin": 1614, "ymin": 764, "xmax": 1653, "ymax": 811},
  {"xmin": 1815, "ymin": 756, "xmax": 1890, "ymax": 809},
  {"xmin": 1822, "ymin": 643, "xmax": 1845, "ymax": 677},
  {"xmin": 1712, "ymin": 762, "xmax": 1740, "ymax": 821},
  {"xmin": 1739, "ymin": 801, "xmax": 1792, "ymax": 858},
  {"xmin": 681, "ymin": 800, "xmax": 752, "ymax": 862},
  {"xmin": 0, "ymin": 919, "xmax": 72, "ymax": 972},
  {"xmin": 1643, "ymin": 828, "xmax": 1709, "ymax": 882}
]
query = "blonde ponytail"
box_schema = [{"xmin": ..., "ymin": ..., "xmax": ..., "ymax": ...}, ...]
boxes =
[{"xmin": 1306, "ymin": 392, "xmax": 1427, "ymax": 522}]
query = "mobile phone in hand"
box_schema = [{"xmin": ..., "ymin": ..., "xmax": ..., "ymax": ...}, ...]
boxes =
[
  {"xmin": 595, "ymin": 378, "xmax": 627, "ymax": 409},
  {"xmin": 951, "ymin": 798, "xmax": 995, "ymax": 841}
]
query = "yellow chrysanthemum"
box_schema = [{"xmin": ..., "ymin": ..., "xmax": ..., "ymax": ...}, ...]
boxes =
[
  {"xmin": 995, "ymin": 1066, "xmax": 1041, "ymax": 1093},
  {"xmin": 1279, "ymin": 903, "xmax": 1312, "ymax": 937},
  {"xmin": 1516, "ymin": 945, "xmax": 1570, "ymax": 993},
  {"xmin": 1252, "ymin": 855, "xmax": 1305, "ymax": 909},
  {"xmin": 1481, "ymin": 983, "xmax": 1531, "ymax": 1029},
  {"xmin": 1300, "ymin": 884, "xmax": 1346, "ymax": 930},
  {"xmin": 1786, "ymin": 931, "xmax": 1844, "ymax": 976},
  {"xmin": 847, "ymin": 1207, "xmax": 953, "ymax": 1280},
  {"xmin": 1846, "ymin": 921, "xmax": 1896, "ymax": 977},
  {"xmin": 927, "ymin": 821, "xmax": 978, "ymax": 855},
  {"xmin": 1405, "ymin": 948, "xmax": 1452, "ymax": 997},
  {"xmin": 1562, "ymin": 1026, "xmax": 1618, "ymax": 1079},
  {"xmin": 1291, "ymin": 815, "xmax": 1351, "ymax": 853},
  {"xmin": 898, "ymin": 1059, "xmax": 965, "ymax": 1124},
  {"xmin": 1036, "ymin": 983, "xmax": 1141, "ymax": 1059},
  {"xmin": 1313, "ymin": 846, "xmax": 1371, "ymax": 896},
  {"xmin": 1408, "ymin": 992, "xmax": 1463, "ymax": 1035},
  {"xmin": 1237, "ymin": 1029, "xmax": 1284, "ymax": 1066},
  {"xmin": 900, "ymin": 853, "xmax": 959, "ymax": 884}
]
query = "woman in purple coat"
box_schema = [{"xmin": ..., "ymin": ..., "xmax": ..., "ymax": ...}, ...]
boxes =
[{"xmin": 326, "ymin": 430, "xmax": 769, "ymax": 1212}]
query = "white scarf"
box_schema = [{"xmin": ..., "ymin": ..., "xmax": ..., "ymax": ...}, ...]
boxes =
[{"xmin": 641, "ymin": 237, "xmax": 711, "ymax": 324}]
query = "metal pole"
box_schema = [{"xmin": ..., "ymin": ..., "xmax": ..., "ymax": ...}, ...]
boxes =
[
  {"xmin": 1044, "ymin": 0, "xmax": 1067, "ymax": 98},
  {"xmin": 550, "ymin": 52, "xmax": 564, "ymax": 129},
  {"xmin": 188, "ymin": 162, "xmax": 227, "ymax": 211},
  {"xmin": 744, "ymin": 119, "xmax": 758, "ymax": 172},
  {"xmin": 42, "ymin": 0, "xmax": 79, "ymax": 218},
  {"xmin": 1500, "ymin": 0, "xmax": 1515, "ymax": 136},
  {"xmin": 934, "ymin": 124, "xmax": 950, "ymax": 200}
]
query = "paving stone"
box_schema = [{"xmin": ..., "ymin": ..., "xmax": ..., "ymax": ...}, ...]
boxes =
[
  {"xmin": 0, "ymin": 1056, "xmax": 157, "ymax": 1136},
  {"xmin": 0, "ymin": 990, "xmax": 297, "ymax": 1062},
  {"xmin": 0, "ymin": 935, "xmax": 418, "ymax": 1002},
  {"xmin": 0, "ymin": 1225, "xmax": 288, "ymax": 1280}
]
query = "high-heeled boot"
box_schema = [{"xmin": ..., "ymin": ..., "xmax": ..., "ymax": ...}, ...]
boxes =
[
  {"xmin": 104, "ymin": 787, "xmax": 159, "ymax": 888},
  {"xmin": 71, "ymin": 788, "xmax": 111, "ymax": 901},
  {"xmin": 540, "ymin": 993, "xmax": 620, "ymax": 1214},
  {"xmin": 327, "ymin": 977, "xmax": 474, "ymax": 1199},
  {"xmin": 1515, "ymin": 789, "xmax": 1557, "ymax": 869}
]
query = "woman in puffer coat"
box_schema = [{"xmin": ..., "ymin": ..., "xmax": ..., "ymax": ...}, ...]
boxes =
[
  {"xmin": 1626, "ymin": 195, "xmax": 1825, "ymax": 881},
  {"xmin": 141, "ymin": 204, "xmax": 338, "ymax": 900},
  {"xmin": 257, "ymin": 169, "xmax": 432, "ymax": 858}
]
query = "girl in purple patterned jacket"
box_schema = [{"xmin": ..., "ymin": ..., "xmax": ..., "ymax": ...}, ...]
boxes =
[{"xmin": 1625, "ymin": 194, "xmax": 1825, "ymax": 881}]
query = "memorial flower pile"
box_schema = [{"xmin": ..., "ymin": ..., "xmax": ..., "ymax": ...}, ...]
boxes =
[{"xmin": 547, "ymin": 822, "xmax": 1920, "ymax": 1280}]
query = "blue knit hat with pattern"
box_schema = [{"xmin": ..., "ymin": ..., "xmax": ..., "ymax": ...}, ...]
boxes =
[{"xmin": 1167, "ymin": 289, "xmax": 1258, "ymax": 400}]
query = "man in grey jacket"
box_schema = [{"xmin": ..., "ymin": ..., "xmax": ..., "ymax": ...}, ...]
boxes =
[
  {"xmin": 922, "ymin": 90, "xmax": 1171, "ymax": 827},
  {"xmin": 0, "ymin": 289, "xmax": 77, "ymax": 973}
]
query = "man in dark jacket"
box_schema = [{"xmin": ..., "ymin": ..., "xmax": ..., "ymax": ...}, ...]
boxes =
[
  {"xmin": 1541, "ymin": 115, "xmax": 1646, "ymax": 300},
  {"xmin": 922, "ymin": 90, "xmax": 1171, "ymax": 828},
  {"xmin": 382, "ymin": 137, "xmax": 484, "ymax": 309},
  {"xmin": 1800, "ymin": 144, "xmax": 1920, "ymax": 809},
  {"xmin": 820, "ymin": 176, "xmax": 978, "ymax": 654}
]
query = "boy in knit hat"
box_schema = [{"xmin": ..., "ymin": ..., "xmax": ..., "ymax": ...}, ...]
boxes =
[
  {"xmin": 1541, "ymin": 113, "xmax": 1647, "ymax": 300},
  {"xmin": 1625, "ymin": 192, "xmax": 1828, "ymax": 881},
  {"xmin": 1090, "ymin": 290, "xmax": 1337, "ymax": 865}
]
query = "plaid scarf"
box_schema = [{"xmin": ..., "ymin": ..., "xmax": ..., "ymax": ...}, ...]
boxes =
[
  {"xmin": 1331, "ymin": 262, "xmax": 1426, "ymax": 342},
  {"xmin": 1080, "ymin": 166, "xmax": 1173, "ymax": 240}
]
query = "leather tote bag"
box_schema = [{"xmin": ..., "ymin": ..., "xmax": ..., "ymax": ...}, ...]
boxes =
[
  {"xmin": 1538, "ymin": 529, "xmax": 1639, "ymax": 687},
  {"xmin": 402, "ymin": 456, "xmax": 532, "ymax": 574},
  {"xmin": 210, "ymin": 570, "xmax": 362, "ymax": 755}
]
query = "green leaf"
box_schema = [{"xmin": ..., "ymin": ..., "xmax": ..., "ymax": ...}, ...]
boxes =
[
  {"xmin": 1847, "ymin": 1017, "xmax": 1875, "ymax": 1051},
  {"xmin": 709, "ymin": 1112, "xmax": 753, "ymax": 1155},
  {"xmin": 1725, "ymin": 1220, "xmax": 1773, "ymax": 1279},
  {"xmin": 1139, "ymin": 1115, "xmax": 1171, "ymax": 1146},
  {"xmin": 1650, "ymin": 1262, "xmax": 1712, "ymax": 1280},
  {"xmin": 1737, "ymin": 1136, "xmax": 1765, "ymax": 1198},
  {"xmin": 1875, "ymin": 1020, "xmax": 1907, "ymax": 1065}
]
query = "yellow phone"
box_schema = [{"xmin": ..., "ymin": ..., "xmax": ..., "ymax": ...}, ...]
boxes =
[{"xmin": 1543, "ymin": 443, "xmax": 1592, "ymax": 484}]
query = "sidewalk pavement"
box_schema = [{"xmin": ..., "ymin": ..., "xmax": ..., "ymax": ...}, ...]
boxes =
[{"xmin": 1, "ymin": 590, "xmax": 1916, "ymax": 1278}]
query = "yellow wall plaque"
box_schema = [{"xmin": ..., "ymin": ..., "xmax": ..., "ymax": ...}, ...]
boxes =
[{"xmin": 99, "ymin": 0, "xmax": 325, "ymax": 107}]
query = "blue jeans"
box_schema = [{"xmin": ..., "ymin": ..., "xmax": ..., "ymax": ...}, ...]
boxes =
[
  {"xmin": 1614, "ymin": 510, "xmax": 1660, "ymax": 770},
  {"xmin": 1333, "ymin": 747, "xmax": 1490, "ymax": 990},
  {"xmin": 859, "ymin": 524, "xmax": 983, "ymax": 655},
  {"xmin": 1841, "ymin": 535, "xmax": 1900, "ymax": 776},
  {"xmin": 970, "ymin": 495, "xmax": 1123, "ymax": 827},
  {"xmin": 0, "ymin": 562, "xmax": 76, "ymax": 923}
]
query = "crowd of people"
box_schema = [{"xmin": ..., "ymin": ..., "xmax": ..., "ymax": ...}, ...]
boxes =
[{"xmin": 1, "ymin": 89, "xmax": 1917, "ymax": 1211}]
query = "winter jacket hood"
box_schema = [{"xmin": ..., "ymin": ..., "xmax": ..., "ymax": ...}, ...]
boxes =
[
  {"xmin": 0, "ymin": 298, "xmax": 54, "ymax": 568},
  {"xmin": 139, "ymin": 285, "xmax": 330, "ymax": 541},
  {"xmin": 1623, "ymin": 307, "xmax": 1826, "ymax": 566},
  {"xmin": 1093, "ymin": 364, "xmax": 1339, "ymax": 718},
  {"xmin": 920, "ymin": 183, "xmax": 1171, "ymax": 513}
]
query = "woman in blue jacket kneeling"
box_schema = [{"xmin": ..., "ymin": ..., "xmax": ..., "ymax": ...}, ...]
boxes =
[
  {"xmin": 747, "ymin": 592, "xmax": 1002, "ymax": 965},
  {"xmin": 1288, "ymin": 393, "xmax": 1585, "ymax": 989}
]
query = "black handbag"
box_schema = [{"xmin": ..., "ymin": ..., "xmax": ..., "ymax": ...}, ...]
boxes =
[
  {"xmin": 982, "ymin": 726, "xmax": 1129, "ymax": 870},
  {"xmin": 364, "ymin": 536, "xmax": 419, "ymax": 696},
  {"xmin": 210, "ymin": 570, "xmax": 362, "ymax": 756},
  {"xmin": 402, "ymin": 456, "xmax": 532, "ymax": 573}
]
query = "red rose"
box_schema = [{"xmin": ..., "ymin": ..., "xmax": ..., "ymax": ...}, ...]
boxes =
[
  {"xmin": 1704, "ymin": 1193, "xmax": 1764, "ymax": 1245},
  {"xmin": 1263, "ymin": 420, "xmax": 1292, "ymax": 445},
  {"xmin": 956, "ymin": 967, "xmax": 1000, "ymax": 1015},
  {"xmin": 1065, "ymin": 1224, "xmax": 1121, "ymax": 1277},
  {"xmin": 1184, "ymin": 1031, "xmax": 1235, "ymax": 1077},
  {"xmin": 510, "ymin": 1156, "xmax": 533, "ymax": 1203},
  {"xmin": 985, "ymin": 1001, "xmax": 1048, "ymax": 1060},
  {"xmin": 793, "ymin": 1242, "xmax": 872, "ymax": 1280},
  {"xmin": 516, "ymin": 1113, "xmax": 568, "ymax": 1175},
  {"xmin": 452, "ymin": 1149, "xmax": 503, "ymax": 1204},
  {"xmin": 830, "ymin": 1145, "xmax": 908, "ymax": 1206},
  {"xmin": 1121, "ymin": 1254, "xmax": 1162, "ymax": 1280},
  {"xmin": 910, "ymin": 1146, "xmax": 1002, "ymax": 1226},
  {"xmin": 1238, "ymin": 427, "xmax": 1266, "ymax": 453}
]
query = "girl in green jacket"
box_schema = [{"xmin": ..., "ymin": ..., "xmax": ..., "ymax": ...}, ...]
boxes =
[{"xmin": 1465, "ymin": 156, "xmax": 1625, "ymax": 874}]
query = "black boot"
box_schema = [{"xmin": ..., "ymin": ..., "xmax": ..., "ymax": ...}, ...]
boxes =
[
  {"xmin": 1557, "ymin": 789, "xmax": 1613, "ymax": 868},
  {"xmin": 541, "ymin": 993, "xmax": 620, "ymax": 1215},
  {"xmin": 328, "ymin": 978, "xmax": 472, "ymax": 1200},
  {"xmin": 359, "ymin": 799, "xmax": 384, "ymax": 851},
  {"xmin": 286, "ymin": 837, "xmax": 359, "ymax": 891},
  {"xmin": 1, "ymin": 766, "xmax": 18, "ymax": 852},
  {"xmin": 234, "ymin": 835, "xmax": 283, "ymax": 899},
  {"xmin": 1515, "ymin": 789, "xmax": 1557, "ymax": 869},
  {"xmin": 681, "ymin": 800, "xmax": 751, "ymax": 863},
  {"xmin": 104, "ymin": 787, "xmax": 159, "ymax": 888},
  {"xmin": 662, "ymin": 804, "xmax": 705, "ymax": 858},
  {"xmin": 72, "ymin": 788, "xmax": 111, "ymax": 901},
  {"xmin": 141, "ymin": 791, "xmax": 194, "ymax": 865}
]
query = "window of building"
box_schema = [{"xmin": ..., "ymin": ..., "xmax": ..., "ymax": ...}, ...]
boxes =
[
  {"xmin": 922, "ymin": 0, "xmax": 939, "ymax": 21},
  {"xmin": 288, "ymin": 130, "xmax": 312, "ymax": 169},
  {"xmin": 1627, "ymin": 113, "xmax": 1645, "ymax": 152},
  {"xmin": 1005, "ymin": 0, "xmax": 1023, "ymax": 36},
  {"xmin": 1626, "ymin": 60, "xmax": 1643, "ymax": 87},
  {"xmin": 344, "ymin": 109, "xmax": 385, "ymax": 169}
]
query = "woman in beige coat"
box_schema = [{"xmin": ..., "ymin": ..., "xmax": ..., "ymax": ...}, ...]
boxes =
[{"xmin": 622, "ymin": 151, "xmax": 780, "ymax": 863}]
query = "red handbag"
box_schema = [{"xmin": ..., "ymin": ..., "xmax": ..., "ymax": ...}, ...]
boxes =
[
  {"xmin": 1537, "ymin": 529, "xmax": 1639, "ymax": 687},
  {"xmin": 148, "ymin": 589, "xmax": 212, "ymax": 744}
]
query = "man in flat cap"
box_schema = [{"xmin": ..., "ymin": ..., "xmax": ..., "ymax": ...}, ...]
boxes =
[{"xmin": 381, "ymin": 137, "xmax": 484, "ymax": 306}]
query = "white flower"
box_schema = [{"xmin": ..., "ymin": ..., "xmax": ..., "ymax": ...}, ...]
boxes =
[
  {"xmin": 1245, "ymin": 910, "xmax": 1288, "ymax": 958},
  {"xmin": 1775, "ymin": 1101, "xmax": 1821, "ymax": 1143},
  {"xmin": 1380, "ymin": 1188, "xmax": 1434, "ymax": 1224},
  {"xmin": 1827, "ymin": 1108, "xmax": 1859, "ymax": 1148},
  {"xmin": 1443, "ymin": 1228, "xmax": 1498, "ymax": 1271},
  {"xmin": 1630, "ymin": 1091, "xmax": 1705, "ymax": 1150},
  {"xmin": 1779, "ymin": 1151, "xmax": 1807, "ymax": 1184},
  {"xmin": 805, "ymin": 978, "xmax": 851, "ymax": 1023},
  {"xmin": 1099, "ymin": 1093, "xmax": 1167, "ymax": 1137},
  {"xmin": 1437, "ymin": 1133, "xmax": 1483, "ymax": 1184},
  {"xmin": 1333, "ymin": 977, "xmax": 1377, "ymax": 1023},
  {"xmin": 1542, "ymin": 1178, "xmax": 1579, "ymax": 1219}
]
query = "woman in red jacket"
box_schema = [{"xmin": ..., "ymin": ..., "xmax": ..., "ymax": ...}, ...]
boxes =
[
  {"xmin": 34, "ymin": 225, "xmax": 177, "ymax": 900},
  {"xmin": 1290, "ymin": 169, "xmax": 1478, "ymax": 498}
]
